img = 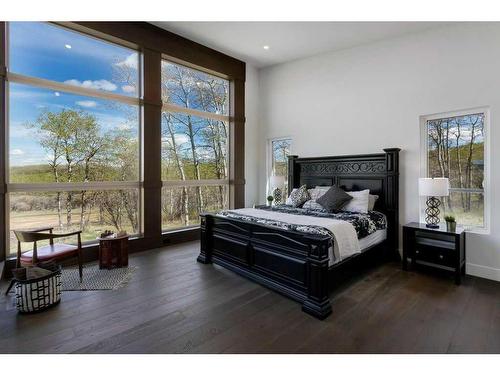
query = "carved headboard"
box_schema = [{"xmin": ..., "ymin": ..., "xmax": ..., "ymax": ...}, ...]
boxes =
[{"xmin": 287, "ymin": 148, "xmax": 400, "ymax": 252}]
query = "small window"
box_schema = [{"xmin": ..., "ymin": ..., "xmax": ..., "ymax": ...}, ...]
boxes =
[
  {"xmin": 422, "ymin": 109, "xmax": 488, "ymax": 230},
  {"xmin": 269, "ymin": 138, "xmax": 292, "ymax": 198}
]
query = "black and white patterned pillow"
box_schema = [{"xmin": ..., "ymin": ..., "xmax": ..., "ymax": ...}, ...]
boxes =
[
  {"xmin": 302, "ymin": 199, "xmax": 327, "ymax": 212},
  {"xmin": 287, "ymin": 185, "xmax": 310, "ymax": 207}
]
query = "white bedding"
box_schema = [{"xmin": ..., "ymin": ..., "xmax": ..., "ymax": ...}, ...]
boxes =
[{"xmin": 226, "ymin": 208, "xmax": 361, "ymax": 265}]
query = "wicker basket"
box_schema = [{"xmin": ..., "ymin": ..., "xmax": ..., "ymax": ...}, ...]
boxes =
[{"xmin": 15, "ymin": 266, "xmax": 62, "ymax": 313}]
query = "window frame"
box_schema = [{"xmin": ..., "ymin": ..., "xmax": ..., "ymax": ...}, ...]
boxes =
[
  {"xmin": 4, "ymin": 22, "xmax": 144, "ymax": 254},
  {"xmin": 160, "ymin": 57, "xmax": 231, "ymax": 232},
  {"xmin": 0, "ymin": 20, "xmax": 246, "ymax": 263},
  {"xmin": 267, "ymin": 136, "xmax": 292, "ymax": 196},
  {"xmin": 419, "ymin": 107, "xmax": 490, "ymax": 234}
]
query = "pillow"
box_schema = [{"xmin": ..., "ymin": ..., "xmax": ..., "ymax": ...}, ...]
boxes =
[
  {"xmin": 309, "ymin": 186, "xmax": 331, "ymax": 200},
  {"xmin": 343, "ymin": 189, "xmax": 370, "ymax": 213},
  {"xmin": 316, "ymin": 186, "xmax": 353, "ymax": 212},
  {"xmin": 287, "ymin": 185, "xmax": 310, "ymax": 207},
  {"xmin": 368, "ymin": 194, "xmax": 379, "ymax": 211},
  {"xmin": 302, "ymin": 199, "xmax": 327, "ymax": 212},
  {"xmin": 285, "ymin": 188, "xmax": 298, "ymax": 205}
]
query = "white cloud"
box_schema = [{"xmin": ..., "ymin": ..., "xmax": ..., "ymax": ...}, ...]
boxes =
[
  {"xmin": 115, "ymin": 53, "xmax": 138, "ymax": 70},
  {"xmin": 161, "ymin": 134, "xmax": 190, "ymax": 146},
  {"xmin": 121, "ymin": 85, "xmax": 136, "ymax": 93},
  {"xmin": 76, "ymin": 100, "xmax": 97, "ymax": 108},
  {"xmin": 117, "ymin": 124, "xmax": 131, "ymax": 131},
  {"xmin": 10, "ymin": 148, "xmax": 25, "ymax": 155},
  {"xmin": 54, "ymin": 92, "xmax": 61, "ymax": 97},
  {"xmin": 64, "ymin": 79, "xmax": 117, "ymax": 92}
]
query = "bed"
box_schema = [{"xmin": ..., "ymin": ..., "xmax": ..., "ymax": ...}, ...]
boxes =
[{"xmin": 197, "ymin": 148, "xmax": 400, "ymax": 320}]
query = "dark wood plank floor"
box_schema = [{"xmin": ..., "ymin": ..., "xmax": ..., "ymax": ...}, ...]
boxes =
[{"xmin": 1, "ymin": 241, "xmax": 499, "ymax": 354}]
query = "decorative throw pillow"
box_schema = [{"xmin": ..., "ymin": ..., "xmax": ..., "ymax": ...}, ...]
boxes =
[
  {"xmin": 309, "ymin": 186, "xmax": 331, "ymax": 200},
  {"xmin": 302, "ymin": 199, "xmax": 327, "ymax": 212},
  {"xmin": 368, "ymin": 194, "xmax": 379, "ymax": 211},
  {"xmin": 287, "ymin": 185, "xmax": 310, "ymax": 207},
  {"xmin": 316, "ymin": 186, "xmax": 353, "ymax": 212},
  {"xmin": 285, "ymin": 188, "xmax": 298, "ymax": 205},
  {"xmin": 343, "ymin": 189, "xmax": 370, "ymax": 213}
]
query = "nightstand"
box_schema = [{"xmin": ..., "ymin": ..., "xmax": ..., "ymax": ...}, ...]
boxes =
[{"xmin": 402, "ymin": 222, "xmax": 466, "ymax": 285}]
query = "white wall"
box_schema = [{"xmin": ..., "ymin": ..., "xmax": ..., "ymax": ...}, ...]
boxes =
[
  {"xmin": 255, "ymin": 23, "xmax": 500, "ymax": 281},
  {"xmin": 244, "ymin": 63, "xmax": 262, "ymax": 207}
]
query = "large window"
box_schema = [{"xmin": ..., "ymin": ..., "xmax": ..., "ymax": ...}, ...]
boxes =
[
  {"xmin": 160, "ymin": 60, "xmax": 229, "ymax": 230},
  {"xmin": 268, "ymin": 138, "xmax": 292, "ymax": 198},
  {"xmin": 422, "ymin": 109, "xmax": 488, "ymax": 230},
  {"xmin": 6, "ymin": 22, "xmax": 141, "ymax": 254}
]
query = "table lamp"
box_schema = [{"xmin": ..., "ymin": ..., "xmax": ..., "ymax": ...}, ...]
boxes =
[
  {"xmin": 269, "ymin": 175, "xmax": 286, "ymax": 205},
  {"xmin": 419, "ymin": 177, "xmax": 450, "ymax": 228}
]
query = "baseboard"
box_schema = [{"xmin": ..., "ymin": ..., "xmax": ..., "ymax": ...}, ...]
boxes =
[{"xmin": 466, "ymin": 262, "xmax": 500, "ymax": 282}]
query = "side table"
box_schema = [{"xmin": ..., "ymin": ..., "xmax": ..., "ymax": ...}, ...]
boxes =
[{"xmin": 98, "ymin": 235, "xmax": 129, "ymax": 269}]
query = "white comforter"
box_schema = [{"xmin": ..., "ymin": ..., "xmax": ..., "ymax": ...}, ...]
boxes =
[{"xmin": 227, "ymin": 208, "xmax": 361, "ymax": 265}]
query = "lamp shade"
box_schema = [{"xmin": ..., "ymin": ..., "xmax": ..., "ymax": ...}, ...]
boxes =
[
  {"xmin": 419, "ymin": 177, "xmax": 450, "ymax": 197},
  {"xmin": 269, "ymin": 175, "xmax": 286, "ymax": 188}
]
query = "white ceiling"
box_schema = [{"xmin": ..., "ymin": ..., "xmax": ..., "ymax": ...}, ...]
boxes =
[{"xmin": 152, "ymin": 22, "xmax": 455, "ymax": 68}]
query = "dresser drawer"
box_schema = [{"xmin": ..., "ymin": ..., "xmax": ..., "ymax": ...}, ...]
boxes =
[
  {"xmin": 415, "ymin": 230, "xmax": 456, "ymax": 249},
  {"xmin": 414, "ymin": 245, "xmax": 455, "ymax": 267}
]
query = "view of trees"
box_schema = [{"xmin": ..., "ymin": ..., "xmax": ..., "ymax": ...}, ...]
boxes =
[
  {"xmin": 7, "ymin": 22, "xmax": 230, "ymax": 253},
  {"xmin": 160, "ymin": 62, "xmax": 229, "ymax": 228},
  {"xmin": 271, "ymin": 139, "xmax": 291, "ymax": 197},
  {"xmin": 8, "ymin": 22, "xmax": 142, "ymax": 253},
  {"xmin": 427, "ymin": 113, "xmax": 485, "ymax": 227},
  {"xmin": 9, "ymin": 108, "xmax": 140, "ymax": 251}
]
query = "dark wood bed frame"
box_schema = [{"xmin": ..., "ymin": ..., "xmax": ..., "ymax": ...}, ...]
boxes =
[{"xmin": 198, "ymin": 148, "xmax": 400, "ymax": 320}]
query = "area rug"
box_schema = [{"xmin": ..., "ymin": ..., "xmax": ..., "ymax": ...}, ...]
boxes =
[{"xmin": 61, "ymin": 263, "xmax": 136, "ymax": 291}]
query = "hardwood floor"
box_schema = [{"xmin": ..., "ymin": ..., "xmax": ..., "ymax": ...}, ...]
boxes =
[{"xmin": 1, "ymin": 241, "xmax": 499, "ymax": 354}]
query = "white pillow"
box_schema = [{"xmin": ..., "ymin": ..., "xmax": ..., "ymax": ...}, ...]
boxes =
[
  {"xmin": 368, "ymin": 194, "xmax": 379, "ymax": 211},
  {"xmin": 343, "ymin": 189, "xmax": 370, "ymax": 213}
]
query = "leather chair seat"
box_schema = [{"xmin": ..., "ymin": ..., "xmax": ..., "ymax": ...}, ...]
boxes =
[{"xmin": 20, "ymin": 243, "xmax": 79, "ymax": 265}]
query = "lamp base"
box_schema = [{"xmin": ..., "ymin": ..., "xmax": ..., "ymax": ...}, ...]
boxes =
[
  {"xmin": 425, "ymin": 196, "xmax": 441, "ymax": 228},
  {"xmin": 272, "ymin": 187, "xmax": 283, "ymax": 205}
]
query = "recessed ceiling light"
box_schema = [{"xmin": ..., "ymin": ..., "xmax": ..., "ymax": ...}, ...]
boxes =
[
  {"xmin": 263, "ymin": 45, "xmax": 270, "ymax": 50},
  {"xmin": 65, "ymin": 44, "xmax": 72, "ymax": 49}
]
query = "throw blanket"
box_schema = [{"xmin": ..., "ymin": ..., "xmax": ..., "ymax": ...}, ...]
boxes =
[{"xmin": 257, "ymin": 205, "xmax": 387, "ymax": 238}]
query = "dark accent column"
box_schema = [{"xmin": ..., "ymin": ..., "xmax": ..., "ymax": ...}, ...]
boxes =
[
  {"xmin": 287, "ymin": 155, "xmax": 299, "ymax": 195},
  {"xmin": 302, "ymin": 239, "xmax": 332, "ymax": 320},
  {"xmin": 0, "ymin": 22, "xmax": 6, "ymax": 263},
  {"xmin": 230, "ymin": 78, "xmax": 245, "ymax": 209},
  {"xmin": 142, "ymin": 48, "xmax": 162, "ymax": 247},
  {"xmin": 197, "ymin": 214, "xmax": 213, "ymax": 264},
  {"xmin": 383, "ymin": 148, "xmax": 401, "ymax": 259}
]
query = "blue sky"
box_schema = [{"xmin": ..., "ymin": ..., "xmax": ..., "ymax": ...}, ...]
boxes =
[{"xmin": 8, "ymin": 22, "xmax": 139, "ymax": 166}]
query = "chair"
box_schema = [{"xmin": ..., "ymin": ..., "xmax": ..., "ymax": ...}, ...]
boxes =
[{"xmin": 14, "ymin": 227, "xmax": 83, "ymax": 282}]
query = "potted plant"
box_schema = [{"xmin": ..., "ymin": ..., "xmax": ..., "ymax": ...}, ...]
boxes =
[
  {"xmin": 267, "ymin": 195, "xmax": 274, "ymax": 206},
  {"xmin": 444, "ymin": 215, "xmax": 456, "ymax": 232}
]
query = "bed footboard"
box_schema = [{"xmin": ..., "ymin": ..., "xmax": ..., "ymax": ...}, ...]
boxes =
[{"xmin": 198, "ymin": 213, "xmax": 332, "ymax": 320}]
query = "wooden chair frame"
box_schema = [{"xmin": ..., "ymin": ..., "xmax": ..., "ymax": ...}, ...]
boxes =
[{"xmin": 14, "ymin": 227, "xmax": 83, "ymax": 281}]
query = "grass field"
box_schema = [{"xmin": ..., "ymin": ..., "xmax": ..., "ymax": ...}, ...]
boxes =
[{"xmin": 9, "ymin": 209, "xmax": 203, "ymax": 256}]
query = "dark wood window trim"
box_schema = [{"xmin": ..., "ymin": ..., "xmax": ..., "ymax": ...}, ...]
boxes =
[
  {"xmin": 0, "ymin": 21, "xmax": 245, "ymax": 267},
  {"xmin": 0, "ymin": 22, "xmax": 6, "ymax": 263}
]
